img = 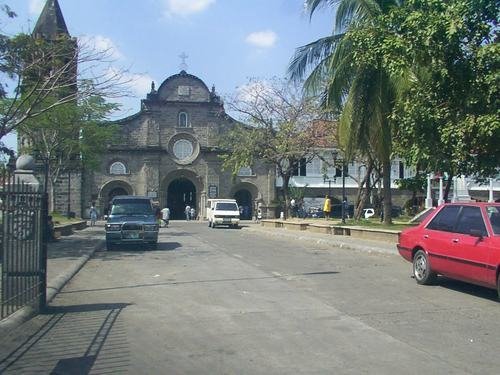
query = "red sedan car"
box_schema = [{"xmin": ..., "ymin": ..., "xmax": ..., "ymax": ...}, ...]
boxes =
[{"xmin": 397, "ymin": 202, "xmax": 500, "ymax": 298}]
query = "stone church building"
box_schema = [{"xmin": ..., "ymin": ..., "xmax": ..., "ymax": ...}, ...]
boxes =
[
  {"xmin": 29, "ymin": 0, "xmax": 276, "ymax": 220},
  {"xmin": 83, "ymin": 71, "xmax": 276, "ymax": 220}
]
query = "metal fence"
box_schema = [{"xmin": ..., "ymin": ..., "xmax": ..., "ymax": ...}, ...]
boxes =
[{"xmin": 0, "ymin": 170, "xmax": 48, "ymax": 320}]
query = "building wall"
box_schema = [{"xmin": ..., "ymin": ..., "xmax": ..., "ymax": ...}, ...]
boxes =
[{"xmin": 82, "ymin": 71, "xmax": 276, "ymax": 219}]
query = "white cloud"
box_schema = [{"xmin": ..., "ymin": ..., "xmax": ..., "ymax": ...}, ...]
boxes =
[
  {"xmin": 236, "ymin": 80, "xmax": 273, "ymax": 102},
  {"xmin": 245, "ymin": 30, "xmax": 278, "ymax": 48},
  {"xmin": 163, "ymin": 0, "xmax": 216, "ymax": 17},
  {"xmin": 128, "ymin": 73, "xmax": 153, "ymax": 97},
  {"xmin": 29, "ymin": 0, "xmax": 44, "ymax": 15},
  {"xmin": 79, "ymin": 35, "xmax": 123, "ymax": 60},
  {"xmin": 118, "ymin": 70, "xmax": 153, "ymax": 97}
]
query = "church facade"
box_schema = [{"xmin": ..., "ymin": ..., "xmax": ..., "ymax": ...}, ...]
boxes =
[
  {"xmin": 82, "ymin": 71, "xmax": 276, "ymax": 220},
  {"xmin": 29, "ymin": 0, "xmax": 276, "ymax": 220}
]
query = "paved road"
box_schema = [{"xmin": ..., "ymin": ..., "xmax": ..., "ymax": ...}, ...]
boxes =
[{"xmin": 0, "ymin": 222, "xmax": 498, "ymax": 374}]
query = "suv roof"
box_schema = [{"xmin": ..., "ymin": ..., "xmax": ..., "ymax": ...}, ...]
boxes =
[{"xmin": 111, "ymin": 195, "xmax": 151, "ymax": 202}]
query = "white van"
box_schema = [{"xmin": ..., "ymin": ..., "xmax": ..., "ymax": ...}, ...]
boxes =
[{"xmin": 207, "ymin": 199, "xmax": 240, "ymax": 228}]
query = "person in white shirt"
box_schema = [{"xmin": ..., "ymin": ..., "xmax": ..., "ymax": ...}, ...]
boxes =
[{"xmin": 161, "ymin": 207, "xmax": 170, "ymax": 227}]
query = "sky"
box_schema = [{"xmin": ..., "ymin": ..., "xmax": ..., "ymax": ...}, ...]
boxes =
[{"xmin": 2, "ymin": 0, "xmax": 335, "ymax": 152}]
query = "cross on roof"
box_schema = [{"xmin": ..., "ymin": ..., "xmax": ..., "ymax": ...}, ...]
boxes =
[{"xmin": 179, "ymin": 52, "xmax": 188, "ymax": 71}]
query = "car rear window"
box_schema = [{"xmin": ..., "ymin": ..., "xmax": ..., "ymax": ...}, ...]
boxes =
[
  {"xmin": 216, "ymin": 203, "xmax": 238, "ymax": 211},
  {"xmin": 111, "ymin": 199, "xmax": 153, "ymax": 215}
]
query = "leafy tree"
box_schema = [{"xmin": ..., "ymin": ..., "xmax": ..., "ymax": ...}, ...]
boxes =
[
  {"xmin": 220, "ymin": 78, "xmax": 330, "ymax": 218},
  {"xmin": 383, "ymin": 0, "xmax": 500, "ymax": 193},
  {"xmin": 19, "ymin": 95, "xmax": 119, "ymax": 210},
  {"xmin": 0, "ymin": 25, "xmax": 130, "ymax": 156},
  {"xmin": 289, "ymin": 0, "xmax": 402, "ymax": 224}
]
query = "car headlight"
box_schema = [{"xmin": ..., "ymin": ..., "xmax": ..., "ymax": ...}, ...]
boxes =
[
  {"xmin": 143, "ymin": 224, "xmax": 158, "ymax": 231},
  {"xmin": 106, "ymin": 223, "xmax": 121, "ymax": 231}
]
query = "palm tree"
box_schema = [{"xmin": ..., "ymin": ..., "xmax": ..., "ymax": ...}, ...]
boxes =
[{"xmin": 289, "ymin": 0, "xmax": 401, "ymax": 224}]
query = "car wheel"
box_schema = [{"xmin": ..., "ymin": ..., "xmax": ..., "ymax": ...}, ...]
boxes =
[
  {"xmin": 208, "ymin": 220, "xmax": 212, "ymax": 227},
  {"xmin": 212, "ymin": 223, "xmax": 216, "ymax": 229},
  {"xmin": 106, "ymin": 241, "xmax": 115, "ymax": 251},
  {"xmin": 149, "ymin": 242, "xmax": 158, "ymax": 250},
  {"xmin": 413, "ymin": 250, "xmax": 436, "ymax": 285}
]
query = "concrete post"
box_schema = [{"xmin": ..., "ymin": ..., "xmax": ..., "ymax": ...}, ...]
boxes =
[
  {"xmin": 438, "ymin": 177, "xmax": 445, "ymax": 206},
  {"xmin": 425, "ymin": 173, "xmax": 433, "ymax": 208},
  {"xmin": 488, "ymin": 178, "xmax": 494, "ymax": 203},
  {"xmin": 451, "ymin": 177, "xmax": 458, "ymax": 203}
]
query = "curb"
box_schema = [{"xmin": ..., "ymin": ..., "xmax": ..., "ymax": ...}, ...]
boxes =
[
  {"xmin": 242, "ymin": 226, "xmax": 397, "ymax": 255},
  {"xmin": 0, "ymin": 240, "xmax": 105, "ymax": 336}
]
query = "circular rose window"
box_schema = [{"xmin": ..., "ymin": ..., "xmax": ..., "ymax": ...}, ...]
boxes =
[{"xmin": 173, "ymin": 139, "xmax": 194, "ymax": 160}]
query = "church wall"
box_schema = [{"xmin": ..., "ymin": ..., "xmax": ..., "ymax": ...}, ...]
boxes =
[{"xmin": 53, "ymin": 171, "xmax": 82, "ymax": 217}]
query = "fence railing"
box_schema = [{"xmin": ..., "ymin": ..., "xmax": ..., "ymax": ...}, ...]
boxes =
[{"xmin": 0, "ymin": 170, "xmax": 47, "ymax": 320}]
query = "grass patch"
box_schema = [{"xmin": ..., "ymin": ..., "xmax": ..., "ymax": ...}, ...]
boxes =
[{"xmin": 50, "ymin": 212, "xmax": 83, "ymax": 225}]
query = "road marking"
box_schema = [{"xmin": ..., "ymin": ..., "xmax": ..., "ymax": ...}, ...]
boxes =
[
  {"xmin": 272, "ymin": 271, "xmax": 282, "ymax": 277},
  {"xmin": 233, "ymin": 254, "xmax": 243, "ymax": 259}
]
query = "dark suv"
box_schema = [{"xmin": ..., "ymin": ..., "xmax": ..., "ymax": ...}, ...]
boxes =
[{"xmin": 105, "ymin": 195, "xmax": 159, "ymax": 250}]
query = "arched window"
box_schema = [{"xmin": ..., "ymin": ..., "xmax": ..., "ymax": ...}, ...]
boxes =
[
  {"xmin": 109, "ymin": 161, "xmax": 127, "ymax": 175},
  {"xmin": 178, "ymin": 112, "xmax": 188, "ymax": 127}
]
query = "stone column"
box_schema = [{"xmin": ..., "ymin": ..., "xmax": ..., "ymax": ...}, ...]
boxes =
[
  {"xmin": 13, "ymin": 155, "xmax": 41, "ymax": 191},
  {"xmin": 200, "ymin": 190, "xmax": 207, "ymax": 219},
  {"xmin": 144, "ymin": 158, "xmax": 159, "ymax": 199},
  {"xmin": 455, "ymin": 175, "xmax": 471, "ymax": 202}
]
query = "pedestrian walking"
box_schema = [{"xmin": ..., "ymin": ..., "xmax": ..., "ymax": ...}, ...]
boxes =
[
  {"xmin": 323, "ymin": 195, "xmax": 331, "ymax": 220},
  {"xmin": 190, "ymin": 207, "xmax": 196, "ymax": 221},
  {"xmin": 161, "ymin": 207, "xmax": 170, "ymax": 227},
  {"xmin": 185, "ymin": 205, "xmax": 191, "ymax": 221},
  {"xmin": 89, "ymin": 205, "xmax": 98, "ymax": 227}
]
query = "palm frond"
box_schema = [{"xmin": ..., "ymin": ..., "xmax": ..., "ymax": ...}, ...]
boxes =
[{"xmin": 288, "ymin": 34, "xmax": 343, "ymax": 83}]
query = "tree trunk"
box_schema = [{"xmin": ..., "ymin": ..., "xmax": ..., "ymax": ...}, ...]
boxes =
[
  {"xmin": 382, "ymin": 161, "xmax": 392, "ymax": 225},
  {"xmin": 354, "ymin": 161, "xmax": 374, "ymax": 220},
  {"xmin": 444, "ymin": 173, "xmax": 454, "ymax": 202},
  {"xmin": 282, "ymin": 174, "xmax": 291, "ymax": 219}
]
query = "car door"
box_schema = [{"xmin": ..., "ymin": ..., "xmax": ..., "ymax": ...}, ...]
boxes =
[
  {"xmin": 422, "ymin": 205, "xmax": 461, "ymax": 275},
  {"xmin": 451, "ymin": 206, "xmax": 492, "ymax": 285}
]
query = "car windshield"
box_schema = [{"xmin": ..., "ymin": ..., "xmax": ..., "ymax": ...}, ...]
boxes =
[
  {"xmin": 216, "ymin": 202, "xmax": 238, "ymax": 211},
  {"xmin": 111, "ymin": 200, "xmax": 153, "ymax": 216},
  {"xmin": 486, "ymin": 206, "xmax": 500, "ymax": 235}
]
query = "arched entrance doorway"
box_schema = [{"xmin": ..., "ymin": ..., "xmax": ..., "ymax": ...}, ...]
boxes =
[
  {"xmin": 234, "ymin": 189, "xmax": 253, "ymax": 220},
  {"xmin": 99, "ymin": 181, "xmax": 133, "ymax": 216},
  {"xmin": 167, "ymin": 178, "xmax": 196, "ymax": 219},
  {"xmin": 109, "ymin": 187, "xmax": 128, "ymax": 202}
]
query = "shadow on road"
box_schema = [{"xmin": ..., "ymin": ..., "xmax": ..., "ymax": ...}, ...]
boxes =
[
  {"xmin": 436, "ymin": 277, "xmax": 499, "ymax": 302},
  {"xmin": 0, "ymin": 302, "xmax": 132, "ymax": 374}
]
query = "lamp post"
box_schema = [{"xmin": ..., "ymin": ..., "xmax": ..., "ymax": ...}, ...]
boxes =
[
  {"xmin": 67, "ymin": 169, "xmax": 71, "ymax": 218},
  {"xmin": 332, "ymin": 150, "xmax": 347, "ymax": 224}
]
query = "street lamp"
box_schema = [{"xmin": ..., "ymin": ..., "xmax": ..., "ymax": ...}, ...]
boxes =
[{"xmin": 332, "ymin": 150, "xmax": 347, "ymax": 224}]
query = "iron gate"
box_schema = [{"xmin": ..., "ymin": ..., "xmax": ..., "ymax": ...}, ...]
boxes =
[{"xmin": 0, "ymin": 170, "xmax": 48, "ymax": 320}]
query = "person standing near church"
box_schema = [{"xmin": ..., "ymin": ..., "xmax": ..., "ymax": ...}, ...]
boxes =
[
  {"xmin": 89, "ymin": 205, "xmax": 98, "ymax": 227},
  {"xmin": 185, "ymin": 205, "xmax": 191, "ymax": 221},
  {"xmin": 323, "ymin": 195, "xmax": 331, "ymax": 220},
  {"xmin": 161, "ymin": 206, "xmax": 170, "ymax": 227}
]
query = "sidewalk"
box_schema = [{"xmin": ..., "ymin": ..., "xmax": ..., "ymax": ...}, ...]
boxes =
[
  {"xmin": 0, "ymin": 223, "xmax": 105, "ymax": 335},
  {"xmin": 242, "ymin": 221, "xmax": 397, "ymax": 255}
]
